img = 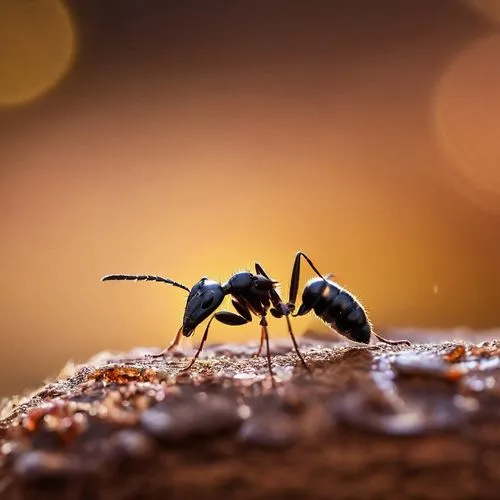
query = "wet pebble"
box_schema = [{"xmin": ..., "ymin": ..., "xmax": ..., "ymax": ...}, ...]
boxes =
[
  {"xmin": 393, "ymin": 354, "xmax": 464, "ymax": 381},
  {"xmin": 330, "ymin": 392, "xmax": 423, "ymax": 435},
  {"xmin": 238, "ymin": 412, "xmax": 302, "ymax": 448},
  {"xmin": 110, "ymin": 429, "xmax": 156, "ymax": 460},
  {"xmin": 461, "ymin": 371, "xmax": 500, "ymax": 394},
  {"xmin": 233, "ymin": 372, "xmax": 262, "ymax": 381},
  {"xmin": 140, "ymin": 393, "xmax": 242, "ymax": 441},
  {"xmin": 14, "ymin": 451, "xmax": 100, "ymax": 481},
  {"xmin": 330, "ymin": 387, "xmax": 470, "ymax": 436}
]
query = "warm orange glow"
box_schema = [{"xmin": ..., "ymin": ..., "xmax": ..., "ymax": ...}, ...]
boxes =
[
  {"xmin": 0, "ymin": 0, "xmax": 76, "ymax": 106},
  {"xmin": 434, "ymin": 34, "xmax": 500, "ymax": 212},
  {"xmin": 0, "ymin": 89, "xmax": 479, "ymax": 394},
  {"xmin": 466, "ymin": 0, "xmax": 500, "ymax": 24},
  {"xmin": 1, "ymin": 2, "xmax": 500, "ymax": 397}
]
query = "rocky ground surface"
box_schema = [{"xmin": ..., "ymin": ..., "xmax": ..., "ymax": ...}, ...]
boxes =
[{"xmin": 1, "ymin": 329, "xmax": 500, "ymax": 499}]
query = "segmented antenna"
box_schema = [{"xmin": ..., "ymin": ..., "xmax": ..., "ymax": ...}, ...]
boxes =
[{"xmin": 101, "ymin": 274, "xmax": 190, "ymax": 292}]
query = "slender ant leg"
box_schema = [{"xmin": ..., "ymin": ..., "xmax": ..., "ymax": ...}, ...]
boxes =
[
  {"xmin": 373, "ymin": 331, "xmax": 411, "ymax": 347},
  {"xmin": 150, "ymin": 326, "xmax": 184, "ymax": 358},
  {"xmin": 287, "ymin": 251, "xmax": 328, "ymax": 313},
  {"xmin": 285, "ymin": 315, "xmax": 311, "ymax": 373},
  {"xmin": 260, "ymin": 316, "xmax": 276, "ymax": 389},
  {"xmin": 230, "ymin": 298, "xmax": 263, "ymax": 356},
  {"xmin": 181, "ymin": 311, "xmax": 248, "ymax": 371},
  {"xmin": 181, "ymin": 317, "xmax": 214, "ymax": 371},
  {"xmin": 255, "ymin": 262, "xmax": 311, "ymax": 373},
  {"xmin": 256, "ymin": 328, "xmax": 265, "ymax": 357}
]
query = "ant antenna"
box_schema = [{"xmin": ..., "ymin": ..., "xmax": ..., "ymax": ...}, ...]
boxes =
[{"xmin": 101, "ymin": 274, "xmax": 190, "ymax": 293}]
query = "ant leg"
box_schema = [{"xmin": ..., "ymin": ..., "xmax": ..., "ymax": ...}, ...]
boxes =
[
  {"xmin": 232, "ymin": 299, "xmax": 252, "ymax": 322},
  {"xmin": 255, "ymin": 262, "xmax": 270, "ymax": 277},
  {"xmin": 373, "ymin": 331, "xmax": 411, "ymax": 347},
  {"xmin": 260, "ymin": 317, "xmax": 276, "ymax": 389},
  {"xmin": 285, "ymin": 315, "xmax": 311, "ymax": 373},
  {"xmin": 256, "ymin": 261, "xmax": 310, "ymax": 370},
  {"xmin": 150, "ymin": 326, "xmax": 183, "ymax": 358},
  {"xmin": 166, "ymin": 327, "xmax": 184, "ymax": 351},
  {"xmin": 182, "ymin": 311, "xmax": 248, "ymax": 371},
  {"xmin": 231, "ymin": 298, "xmax": 261, "ymax": 355},
  {"xmin": 288, "ymin": 251, "xmax": 328, "ymax": 311},
  {"xmin": 181, "ymin": 318, "xmax": 214, "ymax": 371},
  {"xmin": 255, "ymin": 262, "xmax": 284, "ymax": 311},
  {"xmin": 256, "ymin": 328, "xmax": 265, "ymax": 357}
]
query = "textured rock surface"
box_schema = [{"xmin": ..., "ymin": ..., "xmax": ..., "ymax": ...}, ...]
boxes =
[{"xmin": 1, "ymin": 330, "xmax": 500, "ymax": 499}]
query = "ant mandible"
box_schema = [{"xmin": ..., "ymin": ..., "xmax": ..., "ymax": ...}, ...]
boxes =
[{"xmin": 102, "ymin": 252, "xmax": 410, "ymax": 386}]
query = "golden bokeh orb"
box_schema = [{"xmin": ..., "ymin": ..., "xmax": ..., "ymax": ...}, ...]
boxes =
[
  {"xmin": 434, "ymin": 34, "xmax": 500, "ymax": 210},
  {"xmin": 0, "ymin": 0, "xmax": 76, "ymax": 107}
]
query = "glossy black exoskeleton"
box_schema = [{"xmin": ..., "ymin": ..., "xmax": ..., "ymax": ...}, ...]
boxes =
[
  {"xmin": 295, "ymin": 277, "xmax": 373, "ymax": 343},
  {"xmin": 101, "ymin": 252, "xmax": 410, "ymax": 386},
  {"xmin": 101, "ymin": 265, "xmax": 301, "ymax": 387},
  {"xmin": 288, "ymin": 254, "xmax": 410, "ymax": 346}
]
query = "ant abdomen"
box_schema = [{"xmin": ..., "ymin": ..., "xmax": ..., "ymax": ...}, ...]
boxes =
[{"xmin": 295, "ymin": 277, "xmax": 372, "ymax": 344}]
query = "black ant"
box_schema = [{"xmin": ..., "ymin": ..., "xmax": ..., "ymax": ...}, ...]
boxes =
[{"xmin": 102, "ymin": 252, "xmax": 410, "ymax": 386}]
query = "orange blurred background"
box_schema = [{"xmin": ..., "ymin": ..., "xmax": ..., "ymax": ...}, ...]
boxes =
[{"xmin": 1, "ymin": 0, "xmax": 500, "ymax": 396}]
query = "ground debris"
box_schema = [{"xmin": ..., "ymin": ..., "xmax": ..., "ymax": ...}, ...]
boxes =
[
  {"xmin": 443, "ymin": 344, "xmax": 467, "ymax": 363},
  {"xmin": 0, "ymin": 332, "xmax": 500, "ymax": 499}
]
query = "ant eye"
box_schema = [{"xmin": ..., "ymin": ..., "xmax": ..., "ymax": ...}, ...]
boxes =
[{"xmin": 201, "ymin": 292, "xmax": 214, "ymax": 309}]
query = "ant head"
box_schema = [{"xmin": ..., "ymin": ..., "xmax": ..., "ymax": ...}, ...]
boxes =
[{"xmin": 181, "ymin": 278, "xmax": 225, "ymax": 337}]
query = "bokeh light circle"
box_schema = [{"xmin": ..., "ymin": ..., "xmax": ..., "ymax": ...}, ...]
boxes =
[
  {"xmin": 434, "ymin": 34, "xmax": 500, "ymax": 211},
  {"xmin": 0, "ymin": 0, "xmax": 76, "ymax": 107}
]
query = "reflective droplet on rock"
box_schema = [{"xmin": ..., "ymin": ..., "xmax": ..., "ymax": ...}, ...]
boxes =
[
  {"xmin": 14, "ymin": 451, "xmax": 98, "ymax": 481},
  {"xmin": 141, "ymin": 393, "xmax": 242, "ymax": 441},
  {"xmin": 111, "ymin": 429, "xmax": 155, "ymax": 459},
  {"xmin": 238, "ymin": 412, "xmax": 301, "ymax": 447},
  {"xmin": 393, "ymin": 355, "xmax": 464, "ymax": 381}
]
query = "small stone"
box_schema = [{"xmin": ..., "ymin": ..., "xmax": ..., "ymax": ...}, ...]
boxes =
[
  {"xmin": 330, "ymin": 383, "xmax": 470, "ymax": 436},
  {"xmin": 461, "ymin": 369, "xmax": 500, "ymax": 397},
  {"xmin": 393, "ymin": 354, "xmax": 464, "ymax": 381},
  {"xmin": 141, "ymin": 393, "xmax": 242, "ymax": 441},
  {"xmin": 330, "ymin": 391, "xmax": 424, "ymax": 436},
  {"xmin": 111, "ymin": 429, "xmax": 156, "ymax": 459},
  {"xmin": 23, "ymin": 405, "xmax": 52, "ymax": 432},
  {"xmin": 238, "ymin": 412, "xmax": 301, "ymax": 447},
  {"xmin": 1, "ymin": 442, "xmax": 18, "ymax": 456},
  {"xmin": 14, "ymin": 451, "xmax": 98, "ymax": 481},
  {"xmin": 453, "ymin": 395, "xmax": 480, "ymax": 413},
  {"xmin": 237, "ymin": 404, "xmax": 252, "ymax": 420},
  {"xmin": 140, "ymin": 407, "xmax": 172, "ymax": 437}
]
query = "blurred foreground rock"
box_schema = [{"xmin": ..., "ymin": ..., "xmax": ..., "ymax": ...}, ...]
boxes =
[{"xmin": 1, "ymin": 329, "xmax": 500, "ymax": 499}]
